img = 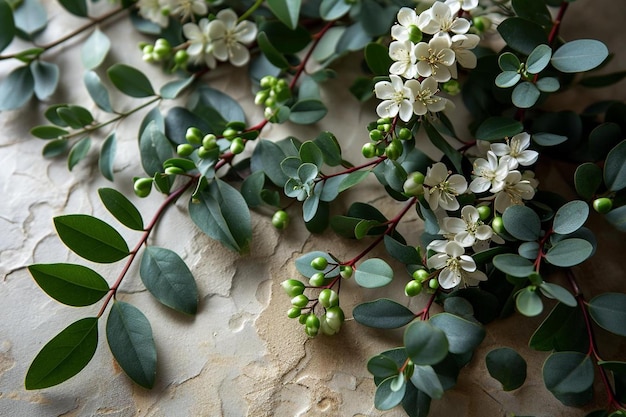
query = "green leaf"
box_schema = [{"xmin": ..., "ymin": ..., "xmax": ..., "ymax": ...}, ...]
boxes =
[
  {"xmin": 475, "ymin": 117, "xmax": 523, "ymax": 141},
  {"xmin": 526, "ymin": 44, "xmax": 552, "ymax": 74},
  {"xmin": 588, "ymin": 293, "xmax": 626, "ymax": 337},
  {"xmin": 604, "ymin": 140, "xmax": 626, "ymax": 192},
  {"xmin": 320, "ymin": 174, "xmax": 347, "ymax": 202},
  {"xmin": 106, "ymin": 301, "xmax": 156, "ymax": 389},
  {"xmin": 258, "ymin": 20, "xmax": 311, "ymax": 54},
  {"xmin": 410, "ymin": 365, "xmax": 444, "ymax": 399},
  {"xmin": 539, "ymin": 282, "xmax": 577, "ymax": 307},
  {"xmin": 495, "ymin": 70, "xmax": 521, "ymax": 88},
  {"xmin": 28, "ymin": 263, "xmax": 109, "ymax": 306},
  {"xmin": 30, "ymin": 60, "xmax": 59, "ymax": 100},
  {"xmin": 375, "ymin": 375, "xmax": 406, "ymax": 410},
  {"xmin": 25, "ymin": 318, "xmax": 98, "ymax": 389},
  {"xmin": 401, "ymin": 384, "xmax": 432, "ymax": 417},
  {"xmin": 423, "ymin": 120, "xmax": 463, "ymax": 174},
  {"xmin": 605, "ymin": 206, "xmax": 626, "ymax": 232},
  {"xmin": 404, "ymin": 321, "xmax": 449, "ymax": 366},
  {"xmin": 302, "ymin": 192, "xmax": 320, "ymax": 222},
  {"xmin": 365, "ymin": 42, "xmax": 393, "ymax": 76},
  {"xmin": 99, "ymin": 132, "xmax": 116, "ymax": 181},
  {"xmin": 353, "ymin": 299, "xmax": 415, "ymax": 329},
  {"xmin": 339, "ymin": 170, "xmax": 370, "ymax": 192},
  {"xmin": 54, "ymin": 214, "xmax": 130, "ymax": 263},
  {"xmin": 553, "ymin": 200, "xmax": 588, "ymax": 235},
  {"xmin": 295, "ymin": 251, "xmax": 339, "ymax": 278},
  {"xmin": 0, "ymin": 0, "xmax": 15, "ymax": 53},
  {"xmin": 289, "ymin": 99, "xmax": 328, "ymax": 124},
  {"xmin": 267, "ymin": 0, "xmax": 300, "ymax": 30},
  {"xmin": 107, "ymin": 63, "xmax": 155, "ymax": 98},
  {"xmin": 355, "ymin": 258, "xmax": 394, "ymax": 288},
  {"xmin": 543, "ymin": 352, "xmax": 594, "ymax": 406},
  {"xmin": 140, "ymin": 247, "xmax": 198, "ymax": 315},
  {"xmin": 320, "ymin": 0, "xmax": 352, "ymax": 20},
  {"xmin": 189, "ymin": 179, "xmax": 252, "ymax": 254},
  {"xmin": 252, "ymin": 139, "xmax": 289, "ymax": 186},
  {"xmin": 574, "ymin": 163, "xmax": 602, "ymax": 200},
  {"xmin": 536, "ymin": 77, "xmax": 560, "ymax": 92},
  {"xmin": 42, "ymin": 139, "xmax": 68, "ymax": 158},
  {"xmin": 13, "ymin": 0, "xmax": 47, "ymax": 39},
  {"xmin": 498, "ymin": 52, "xmax": 521, "ymax": 71},
  {"xmin": 512, "ymin": 81, "xmax": 540, "ymax": 108},
  {"xmin": 368, "ymin": 354, "xmax": 399, "ymax": 379},
  {"xmin": 241, "ymin": 171, "xmax": 266, "ymax": 208},
  {"xmin": 98, "ymin": 188, "xmax": 143, "ymax": 231},
  {"xmin": 511, "ymin": 0, "xmax": 552, "ymax": 26},
  {"xmin": 257, "ymin": 31, "xmax": 290, "ymax": 70},
  {"xmin": 502, "ymin": 204, "xmax": 541, "ymax": 241},
  {"xmin": 81, "ymin": 28, "xmax": 110, "ymax": 69},
  {"xmin": 551, "ymin": 39, "xmax": 609, "ymax": 73},
  {"xmin": 336, "ymin": 21, "xmax": 370, "ymax": 54},
  {"xmin": 530, "ymin": 303, "xmax": 588, "ymax": 352},
  {"xmin": 299, "ymin": 140, "xmax": 324, "ymax": 168},
  {"xmin": 384, "ymin": 235, "xmax": 421, "ymax": 265},
  {"xmin": 580, "ymin": 71, "xmax": 626, "ymax": 88},
  {"xmin": 497, "ymin": 17, "xmax": 548, "ymax": 55},
  {"xmin": 516, "ymin": 287, "xmax": 543, "ymax": 317},
  {"xmin": 485, "ymin": 347, "xmax": 527, "ymax": 391},
  {"xmin": 139, "ymin": 120, "xmax": 173, "ymax": 176},
  {"xmin": 30, "ymin": 125, "xmax": 69, "ymax": 139},
  {"xmin": 84, "ymin": 70, "xmax": 113, "ymax": 113},
  {"xmin": 188, "ymin": 86, "xmax": 245, "ymax": 134},
  {"xmin": 360, "ymin": 0, "xmax": 397, "ymax": 37},
  {"xmin": 58, "ymin": 0, "xmax": 88, "ymax": 17},
  {"xmin": 67, "ymin": 137, "xmax": 91, "ymax": 171},
  {"xmin": 159, "ymin": 76, "xmax": 194, "ymax": 100},
  {"xmin": 313, "ymin": 131, "xmax": 342, "ymax": 167},
  {"xmin": 493, "ymin": 254, "xmax": 534, "ymax": 277},
  {"xmin": 518, "ymin": 241, "xmax": 539, "ymax": 259},
  {"xmin": 0, "ymin": 65, "xmax": 33, "ymax": 110},
  {"xmin": 57, "ymin": 105, "xmax": 94, "ymax": 129},
  {"xmin": 545, "ymin": 238, "xmax": 593, "ymax": 267},
  {"xmin": 429, "ymin": 313, "xmax": 485, "ymax": 354},
  {"xmin": 589, "ymin": 122, "xmax": 623, "ymax": 160},
  {"xmin": 532, "ymin": 132, "xmax": 568, "ymax": 146}
]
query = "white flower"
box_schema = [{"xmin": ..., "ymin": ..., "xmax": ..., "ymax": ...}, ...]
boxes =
[
  {"xmin": 415, "ymin": 36, "xmax": 456, "ymax": 82},
  {"xmin": 469, "ymin": 150, "xmax": 509, "ymax": 193},
  {"xmin": 450, "ymin": 34, "xmax": 479, "ymax": 69},
  {"xmin": 490, "ymin": 132, "xmax": 539, "ymax": 169},
  {"xmin": 171, "ymin": 0, "xmax": 208, "ymax": 21},
  {"xmin": 493, "ymin": 170, "xmax": 536, "ymax": 213},
  {"xmin": 207, "ymin": 9, "xmax": 258, "ymax": 67},
  {"xmin": 427, "ymin": 241, "xmax": 488, "ymax": 289},
  {"xmin": 411, "ymin": 76, "xmax": 447, "ymax": 115},
  {"xmin": 137, "ymin": 0, "xmax": 172, "ymax": 28},
  {"xmin": 375, "ymin": 75, "xmax": 415, "ymax": 122},
  {"xmin": 183, "ymin": 18, "xmax": 217, "ymax": 69},
  {"xmin": 391, "ymin": 7, "xmax": 420, "ymax": 41},
  {"xmin": 389, "ymin": 40, "xmax": 419, "ymax": 79},
  {"xmin": 441, "ymin": 205, "xmax": 493, "ymax": 247},
  {"xmin": 418, "ymin": 1, "xmax": 471, "ymax": 38},
  {"xmin": 424, "ymin": 162, "xmax": 468, "ymax": 211},
  {"xmin": 445, "ymin": 0, "xmax": 479, "ymax": 12}
]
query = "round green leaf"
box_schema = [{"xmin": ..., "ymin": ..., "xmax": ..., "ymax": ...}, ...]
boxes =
[
  {"xmin": 30, "ymin": 60, "xmax": 59, "ymax": 100},
  {"xmin": 516, "ymin": 287, "xmax": 543, "ymax": 317},
  {"xmin": 551, "ymin": 39, "xmax": 609, "ymax": 73},
  {"xmin": 289, "ymin": 99, "xmax": 328, "ymax": 124},
  {"xmin": 574, "ymin": 162, "xmax": 603, "ymax": 200},
  {"xmin": 543, "ymin": 351, "xmax": 594, "ymax": 406},
  {"xmin": 81, "ymin": 28, "xmax": 110, "ymax": 70},
  {"xmin": 54, "ymin": 214, "xmax": 130, "ymax": 263},
  {"xmin": 106, "ymin": 301, "xmax": 156, "ymax": 389},
  {"xmin": 367, "ymin": 354, "xmax": 399, "ymax": 379},
  {"xmin": 98, "ymin": 188, "xmax": 144, "ymax": 231},
  {"xmin": 353, "ymin": 299, "xmax": 416, "ymax": 329},
  {"xmin": 475, "ymin": 116, "xmax": 523, "ymax": 141},
  {"xmin": 0, "ymin": 0, "xmax": 15, "ymax": 53},
  {"xmin": 313, "ymin": 131, "xmax": 342, "ymax": 167},
  {"xmin": 529, "ymin": 303, "xmax": 588, "ymax": 352},
  {"xmin": 588, "ymin": 293, "xmax": 626, "ymax": 337},
  {"xmin": 28, "ymin": 263, "xmax": 109, "ymax": 306},
  {"xmin": 545, "ymin": 238, "xmax": 593, "ymax": 267},
  {"xmin": 410, "ymin": 365, "xmax": 444, "ymax": 399},
  {"xmin": 502, "ymin": 204, "xmax": 541, "ymax": 241},
  {"xmin": 429, "ymin": 313, "xmax": 486, "ymax": 354},
  {"xmin": 526, "ymin": 44, "xmax": 552, "ymax": 74},
  {"xmin": 518, "ymin": 241, "xmax": 539, "ymax": 259},
  {"xmin": 604, "ymin": 140, "xmax": 626, "ymax": 192},
  {"xmin": 539, "ymin": 282, "xmax": 577, "ymax": 307},
  {"xmin": 495, "ymin": 71, "xmax": 521, "ymax": 88},
  {"xmin": 68, "ymin": 136, "xmax": 91, "ymax": 171},
  {"xmin": 497, "ymin": 17, "xmax": 548, "ymax": 55},
  {"xmin": 536, "ymin": 77, "xmax": 560, "ymax": 92},
  {"xmin": 404, "ymin": 321, "xmax": 449, "ymax": 366},
  {"xmin": 553, "ymin": 200, "xmax": 589, "ymax": 235},
  {"xmin": 374, "ymin": 375, "xmax": 406, "ymax": 410},
  {"xmin": 493, "ymin": 254, "xmax": 534, "ymax": 277},
  {"xmin": 13, "ymin": 0, "xmax": 47, "ymax": 39},
  {"xmin": 0, "ymin": 65, "xmax": 34, "ymax": 111},
  {"xmin": 299, "ymin": 140, "xmax": 324, "ymax": 168},
  {"xmin": 107, "ymin": 63, "xmax": 155, "ymax": 98},
  {"xmin": 486, "ymin": 347, "xmax": 527, "ymax": 391},
  {"xmin": 498, "ymin": 52, "xmax": 521, "ymax": 72},
  {"xmin": 355, "ymin": 258, "xmax": 394, "ymax": 288},
  {"xmin": 99, "ymin": 132, "xmax": 116, "ymax": 181},
  {"xmin": 512, "ymin": 81, "xmax": 540, "ymax": 108}
]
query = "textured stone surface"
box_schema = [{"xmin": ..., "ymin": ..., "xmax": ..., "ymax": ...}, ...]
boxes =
[{"xmin": 1, "ymin": 1, "xmax": 626, "ymax": 417}]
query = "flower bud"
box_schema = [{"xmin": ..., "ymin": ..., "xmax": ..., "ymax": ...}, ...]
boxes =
[
  {"xmin": 403, "ymin": 172, "xmax": 426, "ymax": 196},
  {"xmin": 272, "ymin": 210, "xmax": 289, "ymax": 230},
  {"xmin": 255, "ymin": 90, "xmax": 269, "ymax": 106},
  {"xmin": 318, "ymin": 288, "xmax": 338, "ymax": 308},
  {"xmin": 305, "ymin": 313, "xmax": 320, "ymax": 330},
  {"xmin": 310, "ymin": 256, "xmax": 328, "ymax": 271},
  {"xmin": 412, "ymin": 269, "xmax": 429, "ymax": 282},
  {"xmin": 340, "ymin": 265, "xmax": 353, "ymax": 279},
  {"xmin": 287, "ymin": 307, "xmax": 301, "ymax": 319},
  {"xmin": 405, "ymin": 280, "xmax": 423, "ymax": 297},
  {"xmin": 177, "ymin": 143, "xmax": 194, "ymax": 157},
  {"xmin": 281, "ymin": 279, "xmax": 305, "ymax": 297},
  {"xmin": 362, "ymin": 143, "xmax": 376, "ymax": 158},
  {"xmin": 202, "ymin": 134, "xmax": 217, "ymax": 150},
  {"xmin": 593, "ymin": 197, "xmax": 613, "ymax": 214},
  {"xmin": 472, "ymin": 16, "xmax": 492, "ymax": 33},
  {"xmin": 428, "ymin": 279, "xmax": 439, "ymax": 290},
  {"xmin": 441, "ymin": 79, "xmax": 461, "ymax": 95},
  {"xmin": 260, "ymin": 75, "xmax": 275, "ymax": 89},
  {"xmin": 185, "ymin": 127, "xmax": 203, "ymax": 145},
  {"xmin": 477, "ymin": 205, "xmax": 492, "ymax": 221},
  {"xmin": 291, "ymin": 294, "xmax": 309, "ymax": 308},
  {"xmin": 222, "ymin": 127, "xmax": 238, "ymax": 140},
  {"xmin": 385, "ymin": 139, "xmax": 403, "ymax": 160},
  {"xmin": 164, "ymin": 166, "xmax": 185, "ymax": 175},
  {"xmin": 324, "ymin": 306, "xmax": 344, "ymax": 331},
  {"xmin": 230, "ymin": 137, "xmax": 245, "ymax": 155},
  {"xmin": 133, "ymin": 177, "xmax": 153, "ymax": 197},
  {"xmin": 398, "ymin": 127, "xmax": 412, "ymax": 140},
  {"xmin": 174, "ymin": 50, "xmax": 188, "ymax": 65},
  {"xmin": 309, "ymin": 272, "xmax": 325, "ymax": 287},
  {"xmin": 369, "ymin": 129, "xmax": 383, "ymax": 141}
]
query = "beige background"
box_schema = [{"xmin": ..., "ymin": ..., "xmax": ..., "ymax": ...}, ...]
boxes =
[{"xmin": 1, "ymin": 1, "xmax": 626, "ymax": 416}]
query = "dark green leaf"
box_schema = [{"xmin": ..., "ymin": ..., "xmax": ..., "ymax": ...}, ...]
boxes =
[
  {"xmin": 25, "ymin": 318, "xmax": 98, "ymax": 389},
  {"xmin": 0, "ymin": 65, "xmax": 33, "ymax": 110},
  {"xmin": 159, "ymin": 76, "xmax": 194, "ymax": 100},
  {"xmin": 251, "ymin": 139, "xmax": 290, "ymax": 187},
  {"xmin": 423, "ymin": 120, "xmax": 463, "ymax": 174},
  {"xmin": 0, "ymin": 0, "xmax": 15, "ymax": 53},
  {"xmin": 401, "ymin": 383, "xmax": 432, "ymax": 417},
  {"xmin": 99, "ymin": 132, "xmax": 116, "ymax": 181},
  {"xmin": 404, "ymin": 321, "xmax": 449, "ymax": 366},
  {"xmin": 486, "ymin": 347, "xmax": 527, "ymax": 391},
  {"xmin": 360, "ymin": 0, "xmax": 397, "ymax": 37},
  {"xmin": 241, "ymin": 171, "xmax": 266, "ymax": 208},
  {"xmin": 536, "ymin": 77, "xmax": 560, "ymax": 92},
  {"xmin": 353, "ymin": 298, "xmax": 415, "ymax": 329},
  {"xmin": 339, "ymin": 170, "xmax": 370, "ymax": 192},
  {"xmin": 81, "ymin": 28, "xmax": 110, "ymax": 69},
  {"xmin": 543, "ymin": 351, "xmax": 594, "ymax": 406},
  {"xmin": 580, "ymin": 71, "xmax": 626, "ymax": 88},
  {"xmin": 267, "ymin": 0, "xmax": 301, "ymax": 30},
  {"xmin": 54, "ymin": 214, "xmax": 129, "ymax": 263},
  {"xmin": 475, "ymin": 117, "xmax": 523, "ymax": 141},
  {"xmin": 57, "ymin": 105, "xmax": 94, "ymax": 129},
  {"xmin": 30, "ymin": 60, "xmax": 59, "ymax": 100},
  {"xmin": 58, "ymin": 0, "xmax": 88, "ymax": 17},
  {"xmin": 140, "ymin": 246, "xmax": 198, "ymax": 315},
  {"xmin": 30, "ymin": 125, "xmax": 69, "ymax": 139},
  {"xmin": 320, "ymin": 0, "xmax": 352, "ymax": 20},
  {"xmin": 313, "ymin": 131, "xmax": 342, "ymax": 166},
  {"xmin": 553, "ymin": 200, "xmax": 588, "ymax": 235},
  {"xmin": 410, "ymin": 365, "xmax": 444, "ymax": 399},
  {"xmin": 511, "ymin": 0, "xmax": 552, "ymax": 26},
  {"xmin": 551, "ymin": 39, "xmax": 609, "ymax": 73},
  {"xmin": 531, "ymin": 132, "xmax": 568, "ymax": 146},
  {"xmin": 289, "ymin": 99, "xmax": 328, "ymax": 124},
  {"xmin": 589, "ymin": 122, "xmax": 623, "ymax": 160},
  {"xmin": 545, "ymin": 238, "xmax": 593, "ymax": 267},
  {"xmin": 349, "ymin": 76, "xmax": 375, "ymax": 101},
  {"xmin": 574, "ymin": 163, "xmax": 602, "ymax": 200},
  {"xmin": 187, "ymin": 86, "xmax": 245, "ymax": 134},
  {"xmin": 139, "ymin": 120, "xmax": 173, "ymax": 176},
  {"xmin": 365, "ymin": 42, "xmax": 393, "ymax": 76},
  {"xmin": 368, "ymin": 354, "xmax": 399, "ymax": 379},
  {"xmin": 498, "ymin": 52, "xmax": 521, "ymax": 71},
  {"xmin": 28, "ymin": 263, "xmax": 109, "ymax": 306},
  {"xmin": 107, "ymin": 63, "xmax": 155, "ymax": 98},
  {"xmin": 355, "ymin": 258, "xmax": 394, "ymax": 288},
  {"xmin": 512, "ymin": 81, "xmax": 540, "ymax": 108},
  {"xmin": 384, "ymin": 235, "xmax": 421, "ymax": 265},
  {"xmin": 13, "ymin": 0, "xmax": 47, "ymax": 39},
  {"xmin": 605, "ymin": 205, "xmax": 626, "ymax": 232},
  {"xmin": 106, "ymin": 301, "xmax": 156, "ymax": 388},
  {"xmin": 98, "ymin": 188, "xmax": 143, "ymax": 231},
  {"xmin": 518, "ymin": 241, "xmax": 539, "ymax": 259},
  {"xmin": 257, "ymin": 31, "xmax": 290, "ymax": 70},
  {"xmin": 68, "ymin": 137, "xmax": 91, "ymax": 171},
  {"xmin": 530, "ymin": 303, "xmax": 588, "ymax": 352},
  {"xmin": 588, "ymin": 293, "xmax": 626, "ymax": 337},
  {"xmin": 375, "ymin": 375, "xmax": 406, "ymax": 410},
  {"xmin": 604, "ymin": 140, "xmax": 626, "ymax": 192},
  {"xmin": 497, "ymin": 17, "xmax": 548, "ymax": 55},
  {"xmin": 42, "ymin": 139, "xmax": 68, "ymax": 158},
  {"xmin": 429, "ymin": 313, "xmax": 485, "ymax": 354},
  {"xmin": 502, "ymin": 205, "xmax": 541, "ymax": 241},
  {"xmin": 258, "ymin": 20, "xmax": 311, "ymax": 54},
  {"xmin": 84, "ymin": 70, "xmax": 113, "ymax": 113}
]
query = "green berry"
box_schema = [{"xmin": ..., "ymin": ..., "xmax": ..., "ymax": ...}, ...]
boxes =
[
  {"xmin": 230, "ymin": 137, "xmax": 245, "ymax": 154},
  {"xmin": 185, "ymin": 127, "xmax": 203, "ymax": 145},
  {"xmin": 222, "ymin": 127, "xmax": 238, "ymax": 140},
  {"xmin": 472, "ymin": 16, "xmax": 492, "ymax": 33},
  {"xmin": 492, "ymin": 216, "xmax": 504, "ymax": 234},
  {"xmin": 385, "ymin": 140, "xmax": 403, "ymax": 160},
  {"xmin": 340, "ymin": 265, "xmax": 353, "ymax": 279},
  {"xmin": 174, "ymin": 50, "xmax": 188, "ymax": 65},
  {"xmin": 318, "ymin": 288, "xmax": 338, "ymax": 308},
  {"xmin": 442, "ymin": 79, "xmax": 461, "ymax": 95},
  {"xmin": 362, "ymin": 143, "xmax": 376, "ymax": 158},
  {"xmin": 428, "ymin": 279, "xmax": 439, "ymax": 290},
  {"xmin": 177, "ymin": 143, "xmax": 194, "ymax": 157},
  {"xmin": 310, "ymin": 256, "xmax": 328, "ymax": 271},
  {"xmin": 381, "ymin": 123, "xmax": 391, "ymax": 133},
  {"xmin": 272, "ymin": 210, "xmax": 289, "ymax": 230},
  {"xmin": 477, "ymin": 205, "xmax": 492, "ymax": 221},
  {"xmin": 164, "ymin": 166, "xmax": 185, "ymax": 175},
  {"xmin": 398, "ymin": 127, "xmax": 412, "ymax": 140},
  {"xmin": 309, "ymin": 272, "xmax": 326, "ymax": 287},
  {"xmin": 142, "ymin": 45, "xmax": 154, "ymax": 55},
  {"xmin": 197, "ymin": 147, "xmax": 213, "ymax": 159},
  {"xmin": 255, "ymin": 90, "xmax": 269, "ymax": 106},
  {"xmin": 202, "ymin": 134, "xmax": 217, "ymax": 150},
  {"xmin": 281, "ymin": 279, "xmax": 305, "ymax": 297},
  {"xmin": 133, "ymin": 178, "xmax": 153, "ymax": 198},
  {"xmin": 593, "ymin": 197, "xmax": 613, "ymax": 214},
  {"xmin": 305, "ymin": 313, "xmax": 320, "ymax": 330},
  {"xmin": 287, "ymin": 307, "xmax": 301, "ymax": 319},
  {"xmin": 403, "ymin": 172, "xmax": 425, "ymax": 196},
  {"xmin": 291, "ymin": 294, "xmax": 309, "ymax": 308},
  {"xmin": 412, "ymin": 269, "xmax": 429, "ymax": 282},
  {"xmin": 369, "ymin": 129, "xmax": 383, "ymax": 141},
  {"xmin": 377, "ymin": 118, "xmax": 391, "ymax": 125},
  {"xmin": 404, "ymin": 280, "xmax": 423, "ymax": 297},
  {"xmin": 153, "ymin": 38, "xmax": 171, "ymax": 58},
  {"xmin": 298, "ymin": 314, "xmax": 308, "ymax": 325},
  {"xmin": 305, "ymin": 324, "xmax": 319, "ymax": 337},
  {"xmin": 324, "ymin": 306, "xmax": 344, "ymax": 331},
  {"xmin": 260, "ymin": 75, "xmax": 275, "ymax": 89}
]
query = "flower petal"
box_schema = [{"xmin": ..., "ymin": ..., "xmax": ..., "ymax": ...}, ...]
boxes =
[{"xmin": 439, "ymin": 267, "xmax": 461, "ymax": 289}]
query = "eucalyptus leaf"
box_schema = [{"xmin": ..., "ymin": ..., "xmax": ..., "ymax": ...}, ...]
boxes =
[
  {"xmin": 28, "ymin": 263, "xmax": 109, "ymax": 306},
  {"xmin": 31, "ymin": 125, "xmax": 69, "ymax": 139},
  {"xmin": 604, "ymin": 140, "xmax": 626, "ymax": 192},
  {"xmin": 536, "ymin": 77, "xmax": 560, "ymax": 92},
  {"xmin": 605, "ymin": 205, "xmax": 626, "ymax": 232},
  {"xmin": 497, "ymin": 17, "xmax": 548, "ymax": 55},
  {"xmin": 0, "ymin": 65, "xmax": 34, "ymax": 111},
  {"xmin": 299, "ymin": 141, "xmax": 324, "ymax": 168},
  {"xmin": 13, "ymin": 0, "xmax": 47, "ymax": 39},
  {"xmin": 410, "ymin": 365, "xmax": 444, "ymax": 399},
  {"xmin": 502, "ymin": 205, "xmax": 541, "ymax": 241},
  {"xmin": 526, "ymin": 44, "xmax": 552, "ymax": 74},
  {"xmin": 42, "ymin": 139, "xmax": 68, "ymax": 158},
  {"xmin": 68, "ymin": 137, "xmax": 91, "ymax": 171},
  {"xmin": 553, "ymin": 200, "xmax": 588, "ymax": 235},
  {"xmin": 159, "ymin": 77, "xmax": 194, "ymax": 100},
  {"xmin": 404, "ymin": 320, "xmax": 449, "ymax": 366},
  {"xmin": 543, "ymin": 351, "xmax": 594, "ymax": 406},
  {"xmin": 339, "ymin": 170, "xmax": 370, "ymax": 192},
  {"xmin": 320, "ymin": 0, "xmax": 352, "ymax": 20},
  {"xmin": 98, "ymin": 188, "xmax": 144, "ymax": 231},
  {"xmin": 289, "ymin": 99, "xmax": 328, "ymax": 124},
  {"xmin": 294, "ymin": 251, "xmax": 339, "ymax": 278},
  {"xmin": 551, "ymin": 39, "xmax": 609, "ymax": 73},
  {"xmin": 30, "ymin": 60, "xmax": 59, "ymax": 100},
  {"xmin": 512, "ymin": 81, "xmax": 540, "ymax": 108},
  {"xmin": 353, "ymin": 298, "xmax": 416, "ymax": 329},
  {"xmin": 516, "ymin": 287, "xmax": 543, "ymax": 317},
  {"xmin": 257, "ymin": 31, "xmax": 290, "ymax": 70},
  {"xmin": 355, "ymin": 258, "xmax": 394, "ymax": 288},
  {"xmin": 84, "ymin": 70, "xmax": 113, "ymax": 113},
  {"xmin": 493, "ymin": 254, "xmax": 534, "ymax": 277},
  {"xmin": 139, "ymin": 120, "xmax": 173, "ymax": 176},
  {"xmin": 302, "ymin": 192, "xmax": 320, "ymax": 222},
  {"xmin": 498, "ymin": 52, "xmax": 521, "ymax": 72},
  {"xmin": 0, "ymin": 0, "xmax": 15, "ymax": 53},
  {"xmin": 539, "ymin": 282, "xmax": 577, "ymax": 307},
  {"xmin": 588, "ymin": 293, "xmax": 626, "ymax": 337},
  {"xmin": 58, "ymin": 0, "xmax": 88, "ymax": 17},
  {"xmin": 267, "ymin": 0, "xmax": 301, "ymax": 30},
  {"xmin": 375, "ymin": 375, "xmax": 406, "ymax": 410},
  {"xmin": 99, "ymin": 132, "xmax": 116, "ymax": 181},
  {"xmin": 107, "ymin": 63, "xmax": 155, "ymax": 98},
  {"xmin": 81, "ymin": 28, "xmax": 110, "ymax": 70},
  {"xmin": 475, "ymin": 117, "xmax": 523, "ymax": 141},
  {"xmin": 495, "ymin": 71, "xmax": 521, "ymax": 88},
  {"xmin": 336, "ymin": 21, "xmax": 370, "ymax": 54},
  {"xmin": 368, "ymin": 354, "xmax": 399, "ymax": 379},
  {"xmin": 545, "ymin": 238, "xmax": 593, "ymax": 267},
  {"xmin": 486, "ymin": 347, "xmax": 527, "ymax": 391},
  {"xmin": 532, "ymin": 132, "xmax": 568, "ymax": 146},
  {"xmin": 384, "ymin": 235, "xmax": 421, "ymax": 265},
  {"xmin": 365, "ymin": 42, "xmax": 393, "ymax": 76},
  {"xmin": 313, "ymin": 131, "xmax": 342, "ymax": 166},
  {"xmin": 530, "ymin": 303, "xmax": 588, "ymax": 352},
  {"xmin": 429, "ymin": 313, "xmax": 485, "ymax": 354}
]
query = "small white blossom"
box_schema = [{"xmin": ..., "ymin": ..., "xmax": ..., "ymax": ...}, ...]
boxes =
[
  {"xmin": 445, "ymin": 0, "xmax": 479, "ymax": 12},
  {"xmin": 207, "ymin": 9, "xmax": 258, "ymax": 67},
  {"xmin": 389, "ymin": 40, "xmax": 419, "ymax": 79},
  {"xmin": 415, "ymin": 36, "xmax": 456, "ymax": 82},
  {"xmin": 171, "ymin": 0, "xmax": 208, "ymax": 21},
  {"xmin": 490, "ymin": 132, "xmax": 539, "ymax": 169},
  {"xmin": 138, "ymin": 0, "xmax": 172, "ymax": 28},
  {"xmin": 391, "ymin": 7, "xmax": 420, "ymax": 41},
  {"xmin": 408, "ymin": 76, "xmax": 446, "ymax": 115},
  {"xmin": 441, "ymin": 205, "xmax": 493, "ymax": 247},
  {"xmin": 450, "ymin": 33, "xmax": 480, "ymax": 69},
  {"xmin": 427, "ymin": 241, "xmax": 488, "ymax": 289},
  {"xmin": 418, "ymin": 1, "xmax": 471, "ymax": 38},
  {"xmin": 424, "ymin": 162, "xmax": 468, "ymax": 211},
  {"xmin": 375, "ymin": 75, "xmax": 415, "ymax": 122},
  {"xmin": 183, "ymin": 18, "xmax": 217, "ymax": 69},
  {"xmin": 469, "ymin": 150, "xmax": 509, "ymax": 193},
  {"xmin": 493, "ymin": 170, "xmax": 536, "ymax": 213}
]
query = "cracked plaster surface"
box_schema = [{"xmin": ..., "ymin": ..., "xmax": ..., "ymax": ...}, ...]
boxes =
[{"xmin": 1, "ymin": 1, "xmax": 626, "ymax": 416}]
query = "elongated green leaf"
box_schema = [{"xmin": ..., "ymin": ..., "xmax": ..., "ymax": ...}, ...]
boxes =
[
  {"xmin": 375, "ymin": 375, "xmax": 406, "ymax": 410},
  {"xmin": 0, "ymin": 0, "xmax": 15, "ymax": 53},
  {"xmin": 495, "ymin": 71, "xmax": 521, "ymax": 88},
  {"xmin": 545, "ymin": 238, "xmax": 593, "ymax": 267},
  {"xmin": 486, "ymin": 347, "xmax": 527, "ymax": 391},
  {"xmin": 410, "ymin": 365, "xmax": 444, "ymax": 399},
  {"xmin": 423, "ymin": 120, "xmax": 463, "ymax": 174},
  {"xmin": 355, "ymin": 258, "xmax": 394, "ymax": 288},
  {"xmin": 25, "ymin": 317, "xmax": 98, "ymax": 389},
  {"xmin": 267, "ymin": 0, "xmax": 300, "ymax": 30},
  {"xmin": 30, "ymin": 125, "xmax": 69, "ymax": 139},
  {"xmin": 99, "ymin": 132, "xmax": 116, "ymax": 181},
  {"xmin": 59, "ymin": 0, "xmax": 88, "ymax": 17},
  {"xmin": 353, "ymin": 299, "xmax": 415, "ymax": 329},
  {"xmin": 475, "ymin": 117, "xmax": 523, "ymax": 141},
  {"xmin": 532, "ymin": 132, "xmax": 567, "ymax": 146},
  {"xmin": 574, "ymin": 162, "xmax": 602, "ymax": 200},
  {"xmin": 604, "ymin": 140, "xmax": 626, "ymax": 192},
  {"xmin": 28, "ymin": 263, "xmax": 109, "ymax": 306},
  {"xmin": 404, "ymin": 321, "xmax": 449, "ymax": 366},
  {"xmin": 551, "ymin": 39, "xmax": 608, "ymax": 73},
  {"xmin": 107, "ymin": 63, "xmax": 155, "ymax": 98},
  {"xmin": 401, "ymin": 384, "xmax": 432, "ymax": 417},
  {"xmin": 140, "ymin": 246, "xmax": 198, "ymax": 315},
  {"xmin": 257, "ymin": 31, "xmax": 290, "ymax": 70},
  {"xmin": 502, "ymin": 205, "xmax": 541, "ymax": 241},
  {"xmin": 553, "ymin": 200, "xmax": 588, "ymax": 235},
  {"xmin": 30, "ymin": 60, "xmax": 59, "ymax": 100},
  {"xmin": 588, "ymin": 293, "xmax": 626, "ymax": 337},
  {"xmin": 429, "ymin": 313, "xmax": 485, "ymax": 354},
  {"xmin": 81, "ymin": 28, "xmax": 110, "ymax": 69},
  {"xmin": 159, "ymin": 76, "xmax": 194, "ymax": 100},
  {"xmin": 106, "ymin": 301, "xmax": 156, "ymax": 388},
  {"xmin": 139, "ymin": 120, "xmax": 173, "ymax": 176},
  {"xmin": 98, "ymin": 188, "xmax": 143, "ymax": 231},
  {"xmin": 530, "ymin": 303, "xmax": 588, "ymax": 352},
  {"xmin": 54, "ymin": 214, "xmax": 129, "ymax": 263},
  {"xmin": 42, "ymin": 139, "xmax": 68, "ymax": 158},
  {"xmin": 499, "ymin": 52, "xmax": 521, "ymax": 71},
  {"xmin": 320, "ymin": 0, "xmax": 352, "ymax": 20},
  {"xmin": 497, "ymin": 17, "xmax": 548, "ymax": 55},
  {"xmin": 0, "ymin": 65, "xmax": 34, "ymax": 110},
  {"xmin": 84, "ymin": 70, "xmax": 113, "ymax": 112},
  {"xmin": 536, "ymin": 77, "xmax": 560, "ymax": 92},
  {"xmin": 543, "ymin": 351, "xmax": 594, "ymax": 406},
  {"xmin": 365, "ymin": 42, "xmax": 393, "ymax": 76},
  {"xmin": 339, "ymin": 170, "xmax": 370, "ymax": 192},
  {"xmin": 57, "ymin": 105, "xmax": 94, "ymax": 129},
  {"xmin": 539, "ymin": 282, "xmax": 577, "ymax": 307},
  {"xmin": 289, "ymin": 99, "xmax": 328, "ymax": 124},
  {"xmin": 67, "ymin": 137, "xmax": 91, "ymax": 171}
]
